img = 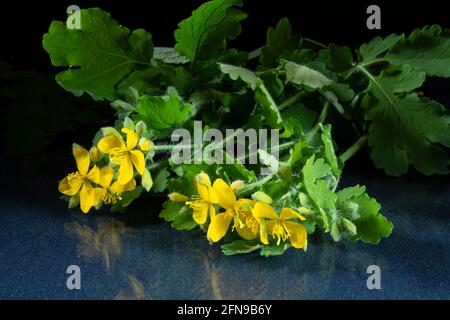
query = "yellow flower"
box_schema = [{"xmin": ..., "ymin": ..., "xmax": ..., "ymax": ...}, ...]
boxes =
[
  {"xmin": 207, "ymin": 179, "xmax": 259, "ymax": 243},
  {"xmin": 185, "ymin": 172, "xmax": 218, "ymax": 225},
  {"xmin": 95, "ymin": 167, "xmax": 136, "ymax": 204},
  {"xmin": 58, "ymin": 144, "xmax": 100, "ymax": 213},
  {"xmin": 97, "ymin": 128, "xmax": 146, "ymax": 185},
  {"xmin": 252, "ymin": 202, "xmax": 307, "ymax": 249}
]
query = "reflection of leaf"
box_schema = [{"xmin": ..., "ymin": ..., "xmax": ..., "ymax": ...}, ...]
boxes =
[{"xmin": 65, "ymin": 219, "xmax": 125, "ymax": 271}]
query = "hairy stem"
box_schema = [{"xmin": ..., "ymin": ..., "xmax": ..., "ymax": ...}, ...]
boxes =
[
  {"xmin": 278, "ymin": 92, "xmax": 305, "ymax": 111},
  {"xmin": 339, "ymin": 135, "xmax": 368, "ymax": 163},
  {"xmin": 306, "ymin": 101, "xmax": 329, "ymax": 142}
]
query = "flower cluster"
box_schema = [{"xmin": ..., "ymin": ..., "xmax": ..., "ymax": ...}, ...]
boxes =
[
  {"xmin": 58, "ymin": 121, "xmax": 154, "ymax": 213},
  {"xmin": 169, "ymin": 172, "xmax": 308, "ymax": 250}
]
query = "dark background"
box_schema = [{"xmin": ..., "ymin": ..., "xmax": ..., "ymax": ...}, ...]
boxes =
[
  {"xmin": 1, "ymin": 0, "xmax": 450, "ymax": 71},
  {"xmin": 0, "ymin": 1, "xmax": 449, "ymax": 300},
  {"xmin": 1, "ymin": 0, "xmax": 449, "ymax": 157}
]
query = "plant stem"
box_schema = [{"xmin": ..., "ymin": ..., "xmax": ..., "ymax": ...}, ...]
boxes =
[
  {"xmin": 153, "ymin": 144, "xmax": 189, "ymax": 151},
  {"xmin": 303, "ymin": 37, "xmax": 327, "ymax": 48},
  {"xmin": 339, "ymin": 135, "xmax": 368, "ymax": 163},
  {"xmin": 345, "ymin": 59, "xmax": 387, "ymax": 80},
  {"xmin": 235, "ymin": 140, "xmax": 296, "ymax": 164},
  {"xmin": 237, "ymin": 173, "xmax": 276, "ymax": 195},
  {"xmin": 306, "ymin": 101, "xmax": 329, "ymax": 142},
  {"xmin": 278, "ymin": 92, "xmax": 305, "ymax": 111}
]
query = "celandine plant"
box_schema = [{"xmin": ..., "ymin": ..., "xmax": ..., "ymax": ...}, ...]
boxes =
[{"xmin": 44, "ymin": 0, "xmax": 450, "ymax": 256}]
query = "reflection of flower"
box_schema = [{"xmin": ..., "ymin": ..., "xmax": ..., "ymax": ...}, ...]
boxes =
[
  {"xmin": 65, "ymin": 219, "xmax": 125, "ymax": 271},
  {"xmin": 252, "ymin": 202, "xmax": 307, "ymax": 249},
  {"xmin": 207, "ymin": 179, "xmax": 258, "ymax": 243},
  {"xmin": 58, "ymin": 144, "xmax": 100, "ymax": 213},
  {"xmin": 98, "ymin": 128, "xmax": 148, "ymax": 184}
]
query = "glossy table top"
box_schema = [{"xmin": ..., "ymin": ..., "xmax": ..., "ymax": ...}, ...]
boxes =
[{"xmin": 0, "ymin": 155, "xmax": 449, "ymax": 300}]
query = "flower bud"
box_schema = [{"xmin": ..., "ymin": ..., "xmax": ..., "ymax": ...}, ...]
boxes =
[
  {"xmin": 230, "ymin": 180, "xmax": 245, "ymax": 191},
  {"xmin": 251, "ymin": 191, "xmax": 273, "ymax": 204},
  {"xmin": 168, "ymin": 192, "xmax": 189, "ymax": 202},
  {"xmin": 89, "ymin": 146, "xmax": 101, "ymax": 162},
  {"xmin": 139, "ymin": 138, "xmax": 154, "ymax": 152},
  {"xmin": 195, "ymin": 172, "xmax": 211, "ymax": 186}
]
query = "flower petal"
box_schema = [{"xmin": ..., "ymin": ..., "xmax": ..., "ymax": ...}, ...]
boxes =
[
  {"xmin": 58, "ymin": 175, "xmax": 82, "ymax": 196},
  {"xmin": 122, "ymin": 128, "xmax": 139, "ymax": 150},
  {"xmin": 193, "ymin": 203, "xmax": 209, "ymax": 225},
  {"xmin": 110, "ymin": 178, "xmax": 136, "ymax": 194},
  {"xmin": 79, "ymin": 182, "xmax": 98, "ymax": 213},
  {"xmin": 251, "ymin": 202, "xmax": 279, "ymax": 222},
  {"xmin": 213, "ymin": 178, "xmax": 236, "ymax": 210},
  {"xmin": 97, "ymin": 134, "xmax": 125, "ymax": 153},
  {"xmin": 284, "ymin": 221, "xmax": 307, "ymax": 249},
  {"xmin": 130, "ymin": 150, "xmax": 145, "ymax": 175},
  {"xmin": 118, "ymin": 156, "xmax": 134, "ymax": 184},
  {"xmin": 97, "ymin": 167, "xmax": 114, "ymax": 188},
  {"xmin": 87, "ymin": 165, "xmax": 100, "ymax": 185},
  {"xmin": 197, "ymin": 183, "xmax": 218, "ymax": 204},
  {"xmin": 207, "ymin": 213, "xmax": 232, "ymax": 243},
  {"xmin": 236, "ymin": 224, "xmax": 258, "ymax": 240},
  {"xmin": 280, "ymin": 208, "xmax": 305, "ymax": 221},
  {"xmin": 209, "ymin": 203, "xmax": 216, "ymax": 220},
  {"xmin": 72, "ymin": 144, "xmax": 90, "ymax": 176},
  {"xmin": 259, "ymin": 222, "xmax": 269, "ymax": 245}
]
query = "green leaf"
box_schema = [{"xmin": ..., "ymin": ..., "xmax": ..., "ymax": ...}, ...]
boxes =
[
  {"xmin": 222, "ymin": 240, "xmax": 261, "ymax": 255},
  {"xmin": 336, "ymin": 185, "xmax": 366, "ymax": 203},
  {"xmin": 43, "ymin": 8, "xmax": 153, "ymax": 101},
  {"xmin": 135, "ymin": 94, "xmax": 192, "ymax": 136},
  {"xmin": 285, "ymin": 61, "xmax": 333, "ymax": 89},
  {"xmin": 159, "ymin": 201, "xmax": 197, "ymax": 231},
  {"xmin": 153, "ymin": 47, "xmax": 189, "ymax": 64},
  {"xmin": 260, "ymin": 18, "xmax": 299, "ymax": 67},
  {"xmin": 174, "ymin": 0, "xmax": 247, "ymax": 62},
  {"xmin": 376, "ymin": 64, "xmax": 426, "ymax": 93},
  {"xmin": 254, "ymin": 79, "xmax": 283, "ymax": 127},
  {"xmin": 387, "ymin": 25, "xmax": 450, "ymax": 77},
  {"xmin": 358, "ymin": 33, "xmax": 403, "ymax": 63},
  {"xmin": 302, "ymin": 155, "xmax": 337, "ymax": 230},
  {"xmin": 350, "ymin": 193, "xmax": 393, "ymax": 244},
  {"xmin": 218, "ymin": 63, "xmax": 257, "ymax": 89},
  {"xmin": 152, "ymin": 168, "xmax": 170, "ymax": 193},
  {"xmin": 361, "ymin": 65, "xmax": 450, "ymax": 175},
  {"xmin": 260, "ymin": 243, "xmax": 291, "ymax": 257},
  {"xmin": 320, "ymin": 124, "xmax": 341, "ymax": 177},
  {"xmin": 320, "ymin": 44, "xmax": 353, "ymax": 72},
  {"xmin": 111, "ymin": 186, "xmax": 143, "ymax": 212}
]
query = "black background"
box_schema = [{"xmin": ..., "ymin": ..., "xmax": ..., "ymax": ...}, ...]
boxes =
[
  {"xmin": 1, "ymin": 0, "xmax": 450, "ymax": 71},
  {"xmin": 0, "ymin": 0, "xmax": 449, "ymax": 167}
]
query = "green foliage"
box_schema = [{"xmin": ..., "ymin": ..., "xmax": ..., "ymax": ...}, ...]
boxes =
[
  {"xmin": 174, "ymin": 0, "xmax": 247, "ymax": 62},
  {"xmin": 135, "ymin": 94, "xmax": 192, "ymax": 138},
  {"xmin": 43, "ymin": 8, "xmax": 153, "ymax": 101},
  {"xmin": 44, "ymin": 2, "xmax": 450, "ymax": 256},
  {"xmin": 387, "ymin": 25, "xmax": 450, "ymax": 77}
]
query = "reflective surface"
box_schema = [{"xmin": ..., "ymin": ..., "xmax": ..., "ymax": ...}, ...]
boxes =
[{"xmin": 0, "ymin": 155, "xmax": 449, "ymax": 300}]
